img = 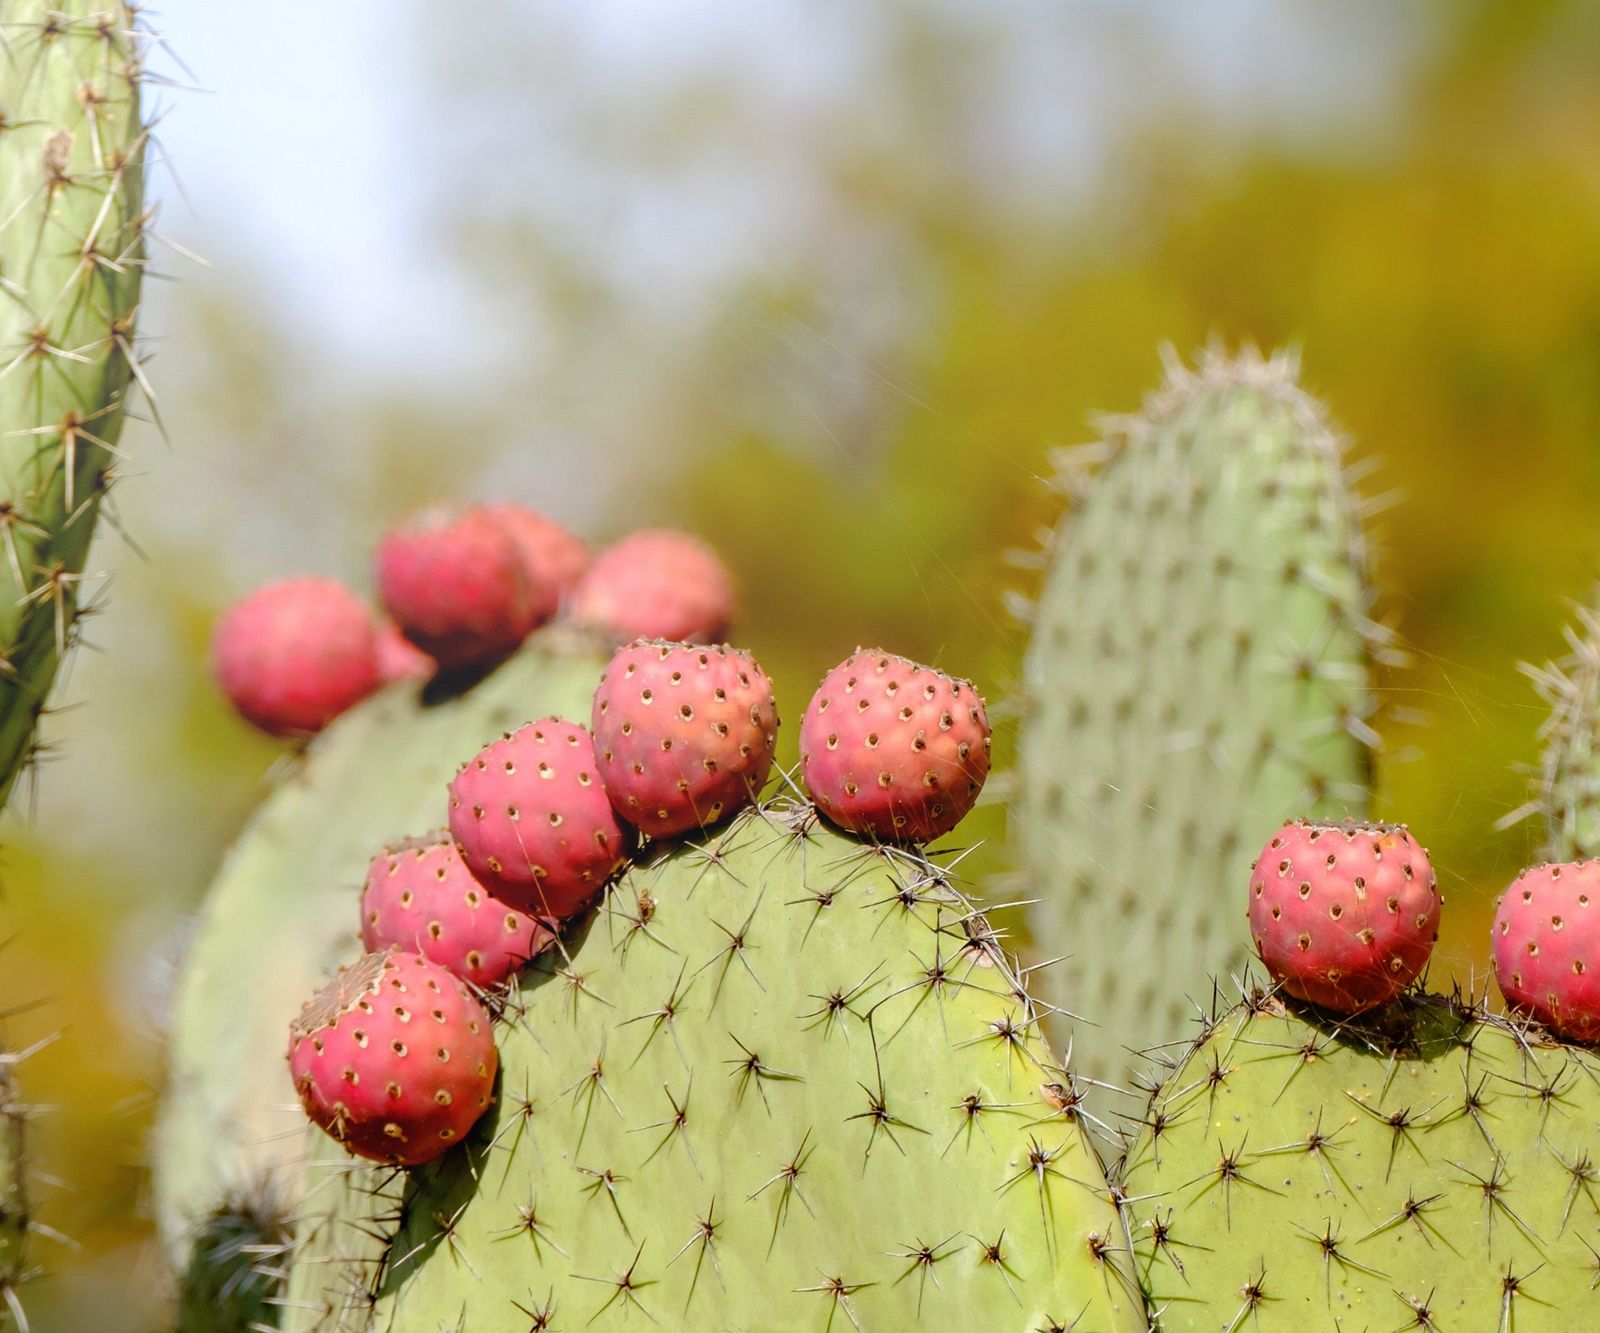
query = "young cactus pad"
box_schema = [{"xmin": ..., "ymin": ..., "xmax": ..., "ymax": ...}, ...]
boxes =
[
  {"xmin": 1016, "ymin": 347, "xmax": 1382, "ymax": 1086},
  {"xmin": 154, "ymin": 632, "xmax": 606, "ymax": 1272},
  {"xmin": 1121, "ymin": 989, "xmax": 1600, "ymax": 1331},
  {"xmin": 0, "ymin": 2, "xmax": 147, "ymax": 807},
  {"xmin": 1522, "ymin": 598, "xmax": 1600, "ymax": 861},
  {"xmin": 280, "ymin": 805, "xmax": 1146, "ymax": 1333}
]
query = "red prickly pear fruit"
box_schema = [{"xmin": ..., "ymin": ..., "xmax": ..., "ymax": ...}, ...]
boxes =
[
  {"xmin": 482, "ymin": 503, "xmax": 591, "ymax": 597},
  {"xmin": 361, "ymin": 835, "xmax": 557, "ymax": 987},
  {"xmin": 375, "ymin": 506, "xmax": 549, "ymax": 670},
  {"xmin": 447, "ymin": 719, "xmax": 626, "ymax": 919},
  {"xmin": 375, "ymin": 619, "xmax": 435, "ymax": 684},
  {"xmin": 798, "ymin": 649, "xmax": 991, "ymax": 844},
  {"xmin": 1248, "ymin": 819, "xmax": 1441, "ymax": 1015},
  {"xmin": 287, "ymin": 948, "xmax": 498, "ymax": 1166},
  {"xmin": 592, "ymin": 639, "xmax": 779, "ymax": 838},
  {"xmin": 1492, "ymin": 860, "xmax": 1600, "ymax": 1042},
  {"xmin": 568, "ymin": 529, "xmax": 735, "ymax": 644},
  {"xmin": 211, "ymin": 576, "xmax": 380, "ymax": 737}
]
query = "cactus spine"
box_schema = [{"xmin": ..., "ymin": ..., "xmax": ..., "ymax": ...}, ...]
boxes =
[
  {"xmin": 1016, "ymin": 347, "xmax": 1384, "ymax": 1087},
  {"xmin": 0, "ymin": 1, "xmax": 147, "ymax": 807},
  {"xmin": 281, "ymin": 806, "xmax": 1144, "ymax": 1332},
  {"xmin": 154, "ymin": 633, "xmax": 608, "ymax": 1288}
]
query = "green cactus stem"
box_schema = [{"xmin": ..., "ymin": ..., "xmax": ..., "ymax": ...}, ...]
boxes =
[
  {"xmin": 1015, "ymin": 346, "xmax": 1386, "ymax": 1089},
  {"xmin": 279, "ymin": 805, "xmax": 1147, "ymax": 1332},
  {"xmin": 0, "ymin": 1, "xmax": 147, "ymax": 808},
  {"xmin": 1120, "ymin": 986, "xmax": 1600, "ymax": 1331},
  {"xmin": 153, "ymin": 631, "xmax": 609, "ymax": 1286}
]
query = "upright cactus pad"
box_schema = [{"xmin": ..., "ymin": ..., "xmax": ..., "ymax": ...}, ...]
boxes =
[
  {"xmin": 1017, "ymin": 347, "xmax": 1383, "ymax": 1086},
  {"xmin": 154, "ymin": 632, "xmax": 608, "ymax": 1272},
  {"xmin": 1121, "ymin": 990, "xmax": 1600, "ymax": 1330},
  {"xmin": 0, "ymin": 1, "xmax": 146, "ymax": 807},
  {"xmin": 1522, "ymin": 600, "xmax": 1600, "ymax": 861},
  {"xmin": 281, "ymin": 807, "xmax": 1146, "ymax": 1332}
]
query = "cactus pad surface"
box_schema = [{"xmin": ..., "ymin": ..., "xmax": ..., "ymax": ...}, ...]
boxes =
[
  {"xmin": 282, "ymin": 805, "xmax": 1146, "ymax": 1332},
  {"xmin": 1018, "ymin": 347, "xmax": 1382, "ymax": 1086},
  {"xmin": 1121, "ymin": 989, "xmax": 1600, "ymax": 1331},
  {"xmin": 0, "ymin": 1, "xmax": 147, "ymax": 806}
]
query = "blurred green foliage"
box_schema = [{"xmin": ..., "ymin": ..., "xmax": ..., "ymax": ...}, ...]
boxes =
[{"xmin": 3, "ymin": 2, "xmax": 1600, "ymax": 1327}]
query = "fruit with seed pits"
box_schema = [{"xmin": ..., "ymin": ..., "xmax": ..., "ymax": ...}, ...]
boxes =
[
  {"xmin": 592, "ymin": 639, "xmax": 778, "ymax": 838},
  {"xmin": 1249, "ymin": 819, "xmax": 1441, "ymax": 1014},
  {"xmin": 288, "ymin": 948, "xmax": 497, "ymax": 1166},
  {"xmin": 361, "ymin": 835, "xmax": 557, "ymax": 987},
  {"xmin": 211, "ymin": 577, "xmax": 380, "ymax": 736},
  {"xmin": 448, "ymin": 719, "xmax": 626, "ymax": 918},
  {"xmin": 376, "ymin": 507, "xmax": 547, "ymax": 669},
  {"xmin": 375, "ymin": 619, "xmax": 434, "ymax": 684},
  {"xmin": 799, "ymin": 649, "xmax": 991, "ymax": 842},
  {"xmin": 568, "ymin": 529, "xmax": 734, "ymax": 643},
  {"xmin": 1492, "ymin": 860, "xmax": 1600, "ymax": 1042},
  {"xmin": 483, "ymin": 504, "xmax": 590, "ymax": 598}
]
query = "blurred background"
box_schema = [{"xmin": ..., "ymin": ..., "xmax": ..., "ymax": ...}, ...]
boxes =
[{"xmin": 3, "ymin": 0, "xmax": 1600, "ymax": 1326}]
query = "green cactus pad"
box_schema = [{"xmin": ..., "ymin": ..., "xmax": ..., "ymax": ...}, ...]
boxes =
[
  {"xmin": 1017, "ymin": 347, "xmax": 1383, "ymax": 1088},
  {"xmin": 0, "ymin": 1, "xmax": 147, "ymax": 808},
  {"xmin": 1121, "ymin": 989, "xmax": 1600, "ymax": 1331},
  {"xmin": 281, "ymin": 805, "xmax": 1147, "ymax": 1333},
  {"xmin": 1522, "ymin": 600, "xmax": 1600, "ymax": 861},
  {"xmin": 154, "ymin": 632, "xmax": 607, "ymax": 1271}
]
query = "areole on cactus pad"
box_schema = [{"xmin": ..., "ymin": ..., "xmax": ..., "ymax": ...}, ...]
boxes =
[
  {"xmin": 278, "ymin": 804, "xmax": 1145, "ymax": 1332},
  {"xmin": 1015, "ymin": 346, "xmax": 1386, "ymax": 1089}
]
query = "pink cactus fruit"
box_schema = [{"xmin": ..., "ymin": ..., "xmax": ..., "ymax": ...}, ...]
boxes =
[
  {"xmin": 375, "ymin": 618, "xmax": 435, "ymax": 684},
  {"xmin": 1492, "ymin": 860, "xmax": 1600, "ymax": 1042},
  {"xmin": 288, "ymin": 948, "xmax": 498, "ymax": 1167},
  {"xmin": 375, "ymin": 506, "xmax": 548, "ymax": 670},
  {"xmin": 798, "ymin": 649, "xmax": 991, "ymax": 843},
  {"xmin": 1248, "ymin": 819, "xmax": 1441, "ymax": 1015},
  {"xmin": 447, "ymin": 718, "xmax": 626, "ymax": 919},
  {"xmin": 483, "ymin": 502, "xmax": 591, "ymax": 598},
  {"xmin": 361, "ymin": 835, "xmax": 557, "ymax": 987},
  {"xmin": 568, "ymin": 529, "xmax": 735, "ymax": 643},
  {"xmin": 592, "ymin": 639, "xmax": 779, "ymax": 839},
  {"xmin": 211, "ymin": 576, "xmax": 380, "ymax": 737}
]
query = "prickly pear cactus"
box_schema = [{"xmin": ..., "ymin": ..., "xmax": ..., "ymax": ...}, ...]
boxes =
[
  {"xmin": 281, "ymin": 806, "xmax": 1147, "ymax": 1333},
  {"xmin": 1016, "ymin": 347, "xmax": 1384, "ymax": 1087},
  {"xmin": 1522, "ymin": 600, "xmax": 1600, "ymax": 861},
  {"xmin": 1121, "ymin": 988, "xmax": 1600, "ymax": 1330},
  {"xmin": 0, "ymin": 1, "xmax": 147, "ymax": 808},
  {"xmin": 154, "ymin": 632, "xmax": 607, "ymax": 1275},
  {"xmin": 0, "ymin": 1047, "xmax": 27, "ymax": 1328}
]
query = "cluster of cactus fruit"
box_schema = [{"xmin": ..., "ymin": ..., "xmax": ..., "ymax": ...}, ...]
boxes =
[
  {"xmin": 212, "ymin": 503, "xmax": 734, "ymax": 737},
  {"xmin": 284, "ymin": 625, "xmax": 990, "ymax": 1170},
  {"xmin": 147, "ymin": 350, "xmax": 1600, "ymax": 1333}
]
